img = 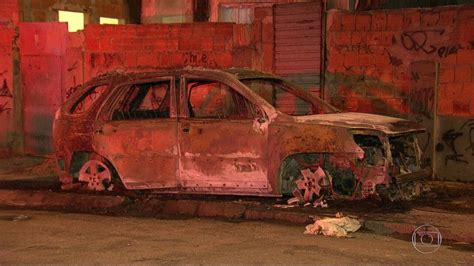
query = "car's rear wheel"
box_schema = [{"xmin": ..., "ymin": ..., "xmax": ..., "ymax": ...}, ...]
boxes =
[{"xmin": 78, "ymin": 158, "xmax": 113, "ymax": 191}]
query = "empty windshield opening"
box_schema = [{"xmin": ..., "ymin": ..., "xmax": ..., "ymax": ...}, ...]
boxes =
[{"xmin": 240, "ymin": 78, "xmax": 337, "ymax": 116}]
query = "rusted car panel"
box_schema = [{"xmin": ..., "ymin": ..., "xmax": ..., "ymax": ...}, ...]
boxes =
[{"xmin": 53, "ymin": 68, "xmax": 429, "ymax": 201}]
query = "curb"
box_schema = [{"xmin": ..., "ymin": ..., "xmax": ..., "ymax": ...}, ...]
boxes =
[{"xmin": 0, "ymin": 189, "xmax": 472, "ymax": 243}]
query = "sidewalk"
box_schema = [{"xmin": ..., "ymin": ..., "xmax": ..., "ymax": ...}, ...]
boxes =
[
  {"xmin": 0, "ymin": 156, "xmax": 473, "ymax": 243},
  {"xmin": 0, "ymin": 156, "xmax": 59, "ymax": 190}
]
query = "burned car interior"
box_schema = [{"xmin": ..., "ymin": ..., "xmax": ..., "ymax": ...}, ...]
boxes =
[{"xmin": 112, "ymin": 81, "xmax": 171, "ymax": 120}]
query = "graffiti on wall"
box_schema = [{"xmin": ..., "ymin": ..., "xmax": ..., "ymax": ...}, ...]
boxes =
[
  {"xmin": 438, "ymin": 119, "xmax": 474, "ymax": 166},
  {"xmin": 183, "ymin": 52, "xmax": 218, "ymax": 67},
  {"xmin": 0, "ymin": 78, "xmax": 12, "ymax": 115},
  {"xmin": 400, "ymin": 30, "xmax": 463, "ymax": 58}
]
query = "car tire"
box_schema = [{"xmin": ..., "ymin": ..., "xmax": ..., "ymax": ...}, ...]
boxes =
[{"xmin": 78, "ymin": 155, "xmax": 115, "ymax": 192}]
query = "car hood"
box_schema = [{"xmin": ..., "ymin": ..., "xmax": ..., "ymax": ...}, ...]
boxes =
[{"xmin": 292, "ymin": 112, "xmax": 425, "ymax": 134}]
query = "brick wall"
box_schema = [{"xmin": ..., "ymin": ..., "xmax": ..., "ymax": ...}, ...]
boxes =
[
  {"xmin": 325, "ymin": 5, "xmax": 474, "ymax": 181},
  {"xmin": 326, "ymin": 5, "xmax": 474, "ymax": 117},
  {"xmin": 20, "ymin": 0, "xmax": 128, "ymax": 23},
  {"xmin": 0, "ymin": 1, "xmax": 19, "ymax": 24},
  {"xmin": 82, "ymin": 23, "xmax": 251, "ymax": 79},
  {"xmin": 0, "ymin": 26, "xmax": 15, "ymax": 156}
]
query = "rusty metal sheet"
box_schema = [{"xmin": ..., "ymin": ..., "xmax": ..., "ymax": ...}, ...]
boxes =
[{"xmin": 274, "ymin": 2, "xmax": 322, "ymax": 76}]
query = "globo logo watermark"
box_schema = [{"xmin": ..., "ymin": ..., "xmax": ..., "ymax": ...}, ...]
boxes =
[{"xmin": 412, "ymin": 224, "xmax": 442, "ymax": 254}]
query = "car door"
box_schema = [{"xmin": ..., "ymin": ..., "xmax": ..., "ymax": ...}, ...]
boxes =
[
  {"xmin": 178, "ymin": 74, "xmax": 270, "ymax": 194},
  {"xmin": 93, "ymin": 77, "xmax": 179, "ymax": 190}
]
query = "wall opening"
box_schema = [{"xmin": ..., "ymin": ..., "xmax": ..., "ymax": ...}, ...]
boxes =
[
  {"xmin": 100, "ymin": 17, "xmax": 120, "ymax": 25},
  {"xmin": 58, "ymin": 10, "xmax": 84, "ymax": 32}
]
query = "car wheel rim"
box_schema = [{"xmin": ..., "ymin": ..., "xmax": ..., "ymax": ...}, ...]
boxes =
[{"xmin": 78, "ymin": 160, "xmax": 112, "ymax": 191}]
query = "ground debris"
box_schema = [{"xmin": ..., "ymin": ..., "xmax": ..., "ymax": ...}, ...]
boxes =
[
  {"xmin": 12, "ymin": 215, "xmax": 30, "ymax": 222},
  {"xmin": 304, "ymin": 213, "xmax": 361, "ymax": 237},
  {"xmin": 273, "ymin": 204, "xmax": 297, "ymax": 209}
]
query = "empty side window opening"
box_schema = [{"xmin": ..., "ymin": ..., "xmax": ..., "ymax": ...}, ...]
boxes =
[
  {"xmin": 100, "ymin": 17, "xmax": 120, "ymax": 25},
  {"xmin": 112, "ymin": 81, "xmax": 171, "ymax": 120},
  {"xmin": 186, "ymin": 79, "xmax": 257, "ymax": 119},
  {"xmin": 242, "ymin": 79, "xmax": 319, "ymax": 116},
  {"xmin": 70, "ymin": 84, "xmax": 108, "ymax": 114}
]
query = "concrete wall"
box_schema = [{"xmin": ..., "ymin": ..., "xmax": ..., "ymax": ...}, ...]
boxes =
[
  {"xmin": 20, "ymin": 0, "xmax": 129, "ymax": 23},
  {"xmin": 325, "ymin": 5, "xmax": 474, "ymax": 181}
]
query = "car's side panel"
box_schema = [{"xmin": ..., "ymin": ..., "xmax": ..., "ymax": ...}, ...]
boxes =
[
  {"xmin": 177, "ymin": 119, "xmax": 269, "ymax": 193},
  {"xmin": 94, "ymin": 119, "xmax": 179, "ymax": 189},
  {"xmin": 266, "ymin": 122, "xmax": 363, "ymax": 194},
  {"xmin": 92, "ymin": 77, "xmax": 180, "ymax": 189}
]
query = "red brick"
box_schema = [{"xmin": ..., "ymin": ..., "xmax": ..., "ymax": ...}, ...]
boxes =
[
  {"xmin": 215, "ymin": 23, "xmax": 234, "ymax": 35},
  {"xmin": 334, "ymin": 31, "xmax": 351, "ymax": 45},
  {"xmin": 356, "ymin": 14, "xmax": 371, "ymax": 31},
  {"xmin": 387, "ymin": 13, "xmax": 404, "ymax": 31},
  {"xmin": 344, "ymin": 52, "xmax": 359, "ymax": 67},
  {"xmin": 386, "ymin": 98, "xmax": 404, "ymax": 113},
  {"xmin": 179, "ymin": 38, "xmax": 201, "ymax": 50},
  {"xmin": 179, "ymin": 24, "xmax": 193, "ymax": 36},
  {"xmin": 99, "ymin": 38, "xmax": 112, "ymax": 52},
  {"xmin": 442, "ymin": 53, "xmax": 457, "ymax": 65},
  {"xmin": 456, "ymin": 49, "xmax": 474, "ymax": 65},
  {"xmin": 122, "ymin": 52, "xmax": 138, "ymax": 66},
  {"xmin": 375, "ymin": 53, "xmax": 390, "ymax": 67},
  {"xmin": 403, "ymin": 11, "xmax": 420, "ymax": 28},
  {"xmin": 168, "ymin": 25, "xmax": 179, "ymax": 36},
  {"xmin": 351, "ymin": 32, "xmax": 367, "ymax": 45},
  {"xmin": 201, "ymin": 38, "xmax": 213, "ymax": 51},
  {"xmin": 84, "ymin": 37, "xmax": 100, "ymax": 51},
  {"xmin": 359, "ymin": 54, "xmax": 375, "ymax": 67},
  {"xmin": 439, "ymin": 9, "xmax": 457, "ymax": 26},
  {"xmin": 462, "ymin": 82, "xmax": 474, "ymax": 101},
  {"xmin": 369, "ymin": 45, "xmax": 387, "ymax": 54},
  {"xmin": 328, "ymin": 48, "xmax": 344, "ymax": 68},
  {"xmin": 345, "ymin": 97, "xmax": 359, "ymax": 111},
  {"xmin": 455, "ymin": 65, "xmax": 471, "ymax": 82},
  {"xmin": 438, "ymin": 98, "xmax": 453, "ymax": 115},
  {"xmin": 439, "ymin": 66, "xmax": 455, "ymax": 83},
  {"xmin": 367, "ymin": 32, "xmax": 390, "ymax": 46},
  {"xmin": 341, "ymin": 13, "xmax": 356, "ymax": 31},
  {"xmin": 166, "ymin": 38, "xmax": 179, "ymax": 50},
  {"xmin": 137, "ymin": 52, "xmax": 160, "ymax": 67},
  {"xmin": 421, "ymin": 11, "xmax": 439, "ymax": 27},
  {"xmin": 371, "ymin": 12, "xmax": 386, "ymax": 31},
  {"xmin": 444, "ymin": 82, "xmax": 463, "ymax": 99},
  {"xmin": 193, "ymin": 23, "xmax": 215, "ymax": 37},
  {"xmin": 214, "ymin": 51, "xmax": 233, "ymax": 68},
  {"xmin": 357, "ymin": 98, "xmax": 373, "ymax": 113},
  {"xmin": 453, "ymin": 99, "xmax": 470, "ymax": 115},
  {"xmin": 328, "ymin": 12, "xmax": 342, "ymax": 32},
  {"xmin": 160, "ymin": 52, "xmax": 174, "ymax": 68},
  {"xmin": 470, "ymin": 100, "xmax": 474, "ymax": 115}
]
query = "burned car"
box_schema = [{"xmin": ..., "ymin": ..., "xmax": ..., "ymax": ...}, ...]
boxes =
[{"xmin": 53, "ymin": 68, "xmax": 430, "ymax": 202}]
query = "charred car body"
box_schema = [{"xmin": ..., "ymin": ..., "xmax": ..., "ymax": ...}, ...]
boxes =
[{"xmin": 53, "ymin": 68, "xmax": 430, "ymax": 202}]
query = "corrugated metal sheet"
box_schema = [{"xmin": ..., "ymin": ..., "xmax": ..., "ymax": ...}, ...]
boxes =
[{"xmin": 274, "ymin": 1, "xmax": 322, "ymax": 92}]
